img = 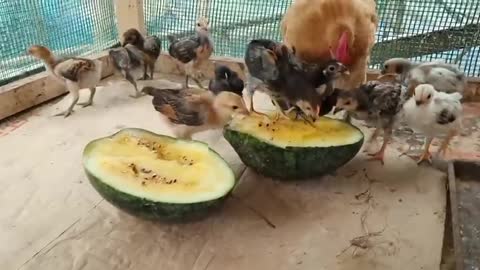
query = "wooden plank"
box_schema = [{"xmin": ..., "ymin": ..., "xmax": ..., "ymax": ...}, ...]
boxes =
[
  {"xmin": 447, "ymin": 162, "xmax": 464, "ymax": 270},
  {"xmin": 114, "ymin": 0, "xmax": 146, "ymax": 38},
  {"xmin": 0, "ymin": 52, "xmax": 114, "ymax": 121}
]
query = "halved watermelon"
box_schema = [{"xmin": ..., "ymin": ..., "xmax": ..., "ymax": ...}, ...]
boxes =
[
  {"xmin": 224, "ymin": 114, "xmax": 364, "ymax": 180},
  {"xmin": 82, "ymin": 128, "xmax": 236, "ymax": 221}
]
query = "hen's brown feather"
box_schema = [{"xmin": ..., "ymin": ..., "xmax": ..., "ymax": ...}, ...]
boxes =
[{"xmin": 281, "ymin": 0, "xmax": 378, "ymax": 90}]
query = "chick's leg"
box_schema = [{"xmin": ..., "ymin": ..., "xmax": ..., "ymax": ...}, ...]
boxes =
[
  {"xmin": 363, "ymin": 128, "xmax": 381, "ymax": 153},
  {"xmin": 77, "ymin": 87, "xmax": 96, "ymax": 107},
  {"xmin": 271, "ymin": 98, "xmax": 290, "ymax": 121},
  {"xmin": 437, "ymin": 130, "xmax": 456, "ymax": 158},
  {"xmin": 54, "ymin": 86, "xmax": 79, "ymax": 118},
  {"xmin": 417, "ymin": 137, "xmax": 433, "ymax": 164},
  {"xmin": 368, "ymin": 127, "xmax": 392, "ymax": 165},
  {"xmin": 125, "ymin": 71, "xmax": 142, "ymax": 98}
]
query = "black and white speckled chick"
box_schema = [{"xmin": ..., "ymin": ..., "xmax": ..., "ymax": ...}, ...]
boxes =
[
  {"xmin": 168, "ymin": 17, "xmax": 213, "ymax": 89},
  {"xmin": 208, "ymin": 65, "xmax": 244, "ymax": 96},
  {"xmin": 335, "ymin": 80, "xmax": 408, "ymax": 164}
]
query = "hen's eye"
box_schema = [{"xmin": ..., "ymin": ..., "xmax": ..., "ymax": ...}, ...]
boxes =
[{"xmin": 232, "ymin": 106, "xmax": 238, "ymax": 110}]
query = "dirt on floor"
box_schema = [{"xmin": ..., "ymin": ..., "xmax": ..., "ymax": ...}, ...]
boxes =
[{"xmin": 0, "ymin": 73, "xmax": 478, "ymax": 270}]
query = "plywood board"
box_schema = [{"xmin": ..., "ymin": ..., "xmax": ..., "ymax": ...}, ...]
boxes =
[{"xmin": 0, "ymin": 74, "xmax": 447, "ymax": 270}]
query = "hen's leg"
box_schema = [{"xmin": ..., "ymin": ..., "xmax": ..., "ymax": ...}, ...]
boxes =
[
  {"xmin": 368, "ymin": 127, "xmax": 392, "ymax": 165},
  {"xmin": 417, "ymin": 137, "xmax": 433, "ymax": 164},
  {"xmin": 437, "ymin": 130, "xmax": 456, "ymax": 158},
  {"xmin": 125, "ymin": 71, "xmax": 142, "ymax": 98},
  {"xmin": 54, "ymin": 85, "xmax": 79, "ymax": 118},
  {"xmin": 77, "ymin": 87, "xmax": 96, "ymax": 107}
]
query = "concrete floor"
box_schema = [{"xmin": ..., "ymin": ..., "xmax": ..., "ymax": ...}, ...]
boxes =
[{"xmin": 0, "ymin": 73, "xmax": 478, "ymax": 270}]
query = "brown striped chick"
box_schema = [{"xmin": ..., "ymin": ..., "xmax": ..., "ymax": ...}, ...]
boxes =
[
  {"xmin": 28, "ymin": 45, "xmax": 102, "ymax": 117},
  {"xmin": 142, "ymin": 86, "xmax": 248, "ymax": 139}
]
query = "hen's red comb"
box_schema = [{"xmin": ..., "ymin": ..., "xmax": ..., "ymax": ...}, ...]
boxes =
[{"xmin": 335, "ymin": 31, "xmax": 351, "ymax": 65}]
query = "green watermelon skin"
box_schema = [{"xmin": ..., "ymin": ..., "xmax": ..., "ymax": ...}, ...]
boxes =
[
  {"xmin": 83, "ymin": 128, "xmax": 236, "ymax": 223},
  {"xmin": 223, "ymin": 128, "xmax": 363, "ymax": 180},
  {"xmin": 86, "ymin": 169, "xmax": 230, "ymax": 222}
]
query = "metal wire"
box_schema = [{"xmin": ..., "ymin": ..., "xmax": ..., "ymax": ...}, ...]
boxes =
[
  {"xmin": 145, "ymin": 0, "xmax": 480, "ymax": 77},
  {"xmin": 0, "ymin": 0, "xmax": 118, "ymax": 86},
  {"xmin": 0, "ymin": 0, "xmax": 478, "ymax": 86}
]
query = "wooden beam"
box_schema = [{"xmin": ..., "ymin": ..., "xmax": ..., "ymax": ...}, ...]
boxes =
[
  {"xmin": 0, "ymin": 52, "xmax": 114, "ymax": 121},
  {"xmin": 114, "ymin": 0, "xmax": 146, "ymax": 39},
  {"xmin": 371, "ymin": 23, "xmax": 480, "ymax": 65}
]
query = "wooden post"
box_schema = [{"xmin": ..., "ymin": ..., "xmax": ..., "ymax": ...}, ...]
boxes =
[{"xmin": 114, "ymin": 0, "xmax": 146, "ymax": 40}]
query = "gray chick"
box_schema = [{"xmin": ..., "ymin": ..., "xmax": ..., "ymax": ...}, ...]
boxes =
[
  {"xmin": 167, "ymin": 17, "xmax": 213, "ymax": 89},
  {"xmin": 380, "ymin": 58, "xmax": 466, "ymax": 98}
]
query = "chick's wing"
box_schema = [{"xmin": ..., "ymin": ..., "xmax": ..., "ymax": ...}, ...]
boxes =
[
  {"xmin": 169, "ymin": 37, "xmax": 200, "ymax": 63},
  {"xmin": 369, "ymin": 82, "xmax": 404, "ymax": 116},
  {"xmin": 149, "ymin": 88, "xmax": 206, "ymax": 126}
]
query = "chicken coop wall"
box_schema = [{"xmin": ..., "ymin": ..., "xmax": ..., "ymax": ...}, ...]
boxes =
[{"xmin": 0, "ymin": 0, "xmax": 480, "ymax": 88}]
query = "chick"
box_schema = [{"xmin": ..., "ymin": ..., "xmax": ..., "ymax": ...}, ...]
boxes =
[
  {"xmin": 244, "ymin": 39, "xmax": 324, "ymax": 121},
  {"xmin": 380, "ymin": 58, "xmax": 466, "ymax": 97},
  {"xmin": 168, "ymin": 17, "xmax": 213, "ymax": 89},
  {"xmin": 142, "ymin": 87, "xmax": 248, "ymax": 139},
  {"xmin": 208, "ymin": 64, "xmax": 244, "ymax": 96},
  {"xmin": 28, "ymin": 45, "xmax": 102, "ymax": 117},
  {"xmin": 122, "ymin": 28, "xmax": 162, "ymax": 80},
  {"xmin": 402, "ymin": 84, "xmax": 463, "ymax": 164},
  {"xmin": 109, "ymin": 44, "xmax": 154, "ymax": 98},
  {"xmin": 334, "ymin": 81, "xmax": 408, "ymax": 164}
]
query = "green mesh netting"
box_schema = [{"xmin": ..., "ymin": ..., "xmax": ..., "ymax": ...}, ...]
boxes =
[
  {"xmin": 0, "ymin": 0, "xmax": 119, "ymax": 86},
  {"xmin": 145, "ymin": 0, "xmax": 480, "ymax": 77}
]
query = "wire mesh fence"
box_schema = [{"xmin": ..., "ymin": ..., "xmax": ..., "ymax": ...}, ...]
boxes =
[
  {"xmin": 0, "ymin": 0, "xmax": 479, "ymax": 87},
  {"xmin": 0, "ymin": 0, "xmax": 119, "ymax": 87},
  {"xmin": 144, "ymin": 0, "xmax": 480, "ymax": 77}
]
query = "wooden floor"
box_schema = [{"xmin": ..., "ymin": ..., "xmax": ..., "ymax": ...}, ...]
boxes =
[{"xmin": 2, "ymin": 73, "xmax": 476, "ymax": 270}]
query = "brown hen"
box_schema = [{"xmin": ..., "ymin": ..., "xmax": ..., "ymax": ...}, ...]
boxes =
[{"xmin": 281, "ymin": 0, "xmax": 378, "ymax": 90}]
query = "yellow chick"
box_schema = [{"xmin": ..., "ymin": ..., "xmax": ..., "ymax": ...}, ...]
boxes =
[{"xmin": 142, "ymin": 87, "xmax": 249, "ymax": 139}]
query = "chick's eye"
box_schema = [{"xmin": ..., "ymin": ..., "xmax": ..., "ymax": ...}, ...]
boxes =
[
  {"xmin": 306, "ymin": 107, "xmax": 311, "ymax": 111},
  {"xmin": 345, "ymin": 101, "xmax": 351, "ymax": 105},
  {"xmin": 232, "ymin": 105, "xmax": 238, "ymax": 110},
  {"xmin": 427, "ymin": 94, "xmax": 432, "ymax": 99},
  {"xmin": 384, "ymin": 64, "xmax": 389, "ymax": 69},
  {"xmin": 197, "ymin": 23, "xmax": 201, "ymax": 26},
  {"xmin": 329, "ymin": 66, "xmax": 336, "ymax": 72}
]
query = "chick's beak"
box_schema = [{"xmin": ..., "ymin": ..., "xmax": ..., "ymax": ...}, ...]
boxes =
[{"xmin": 333, "ymin": 107, "xmax": 343, "ymax": 114}]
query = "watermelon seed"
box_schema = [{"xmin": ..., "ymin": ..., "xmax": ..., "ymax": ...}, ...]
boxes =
[
  {"xmin": 152, "ymin": 174, "xmax": 157, "ymax": 178},
  {"xmin": 142, "ymin": 181, "xmax": 146, "ymax": 186},
  {"xmin": 266, "ymin": 123, "xmax": 270, "ymax": 127},
  {"xmin": 129, "ymin": 163, "xmax": 138, "ymax": 175},
  {"xmin": 141, "ymin": 168, "xmax": 152, "ymax": 173},
  {"xmin": 173, "ymin": 179, "xmax": 177, "ymax": 183}
]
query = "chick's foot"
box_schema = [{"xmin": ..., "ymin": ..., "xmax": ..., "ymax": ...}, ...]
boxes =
[
  {"xmin": 417, "ymin": 150, "xmax": 433, "ymax": 165},
  {"xmin": 367, "ymin": 150, "xmax": 386, "ymax": 165}
]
